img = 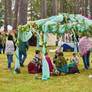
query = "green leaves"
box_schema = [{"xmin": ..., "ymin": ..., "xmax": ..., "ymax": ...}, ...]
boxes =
[{"xmin": 0, "ymin": 7, "xmax": 4, "ymax": 27}]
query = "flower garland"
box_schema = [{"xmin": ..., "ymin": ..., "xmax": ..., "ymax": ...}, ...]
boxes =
[{"xmin": 17, "ymin": 13, "xmax": 92, "ymax": 37}]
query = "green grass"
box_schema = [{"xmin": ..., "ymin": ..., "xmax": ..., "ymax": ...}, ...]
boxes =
[{"xmin": 0, "ymin": 46, "xmax": 92, "ymax": 92}]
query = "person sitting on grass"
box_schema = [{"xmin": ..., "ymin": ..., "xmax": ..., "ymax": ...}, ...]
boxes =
[
  {"xmin": 28, "ymin": 50, "xmax": 42, "ymax": 79},
  {"xmin": 55, "ymin": 52, "xmax": 69, "ymax": 75},
  {"xmin": 6, "ymin": 34, "xmax": 14, "ymax": 70},
  {"xmin": 68, "ymin": 59, "xmax": 80, "ymax": 74},
  {"xmin": 53, "ymin": 50, "xmax": 59, "ymax": 64},
  {"xmin": 71, "ymin": 53, "xmax": 79, "ymax": 66},
  {"xmin": 45, "ymin": 52, "xmax": 55, "ymax": 74}
]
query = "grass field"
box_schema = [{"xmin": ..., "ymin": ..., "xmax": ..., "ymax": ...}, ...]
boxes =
[{"xmin": 0, "ymin": 46, "xmax": 92, "ymax": 92}]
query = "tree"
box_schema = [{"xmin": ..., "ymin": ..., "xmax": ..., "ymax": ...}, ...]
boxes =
[
  {"xmin": 75, "ymin": 0, "xmax": 80, "ymax": 14},
  {"xmin": 4, "ymin": 0, "xmax": 8, "ymax": 31},
  {"xmin": 60, "ymin": 0, "xmax": 63, "ymax": 13},
  {"xmin": 18, "ymin": 0, "xmax": 28, "ymax": 25},
  {"xmin": 47, "ymin": 0, "xmax": 53, "ymax": 17},
  {"xmin": 8, "ymin": 0, "xmax": 12, "ymax": 25},
  {"xmin": 42, "ymin": 0, "xmax": 47, "ymax": 18},
  {"xmin": 85, "ymin": 0, "xmax": 88, "ymax": 17},
  {"xmin": 28, "ymin": 0, "xmax": 33, "ymax": 20},
  {"xmin": 0, "ymin": 1, "xmax": 4, "ymax": 27},
  {"xmin": 28, "ymin": 0, "xmax": 37, "ymax": 21},
  {"xmin": 52, "ymin": 0, "xmax": 57, "ymax": 15},
  {"xmin": 90, "ymin": 0, "xmax": 92, "ymax": 18},
  {"xmin": 13, "ymin": 0, "xmax": 20, "ymax": 30}
]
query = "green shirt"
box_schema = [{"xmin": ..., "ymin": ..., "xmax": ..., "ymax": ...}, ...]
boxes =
[
  {"xmin": 18, "ymin": 42, "xmax": 28, "ymax": 52},
  {"xmin": 69, "ymin": 61, "xmax": 76, "ymax": 67},
  {"xmin": 56, "ymin": 56, "xmax": 67, "ymax": 67}
]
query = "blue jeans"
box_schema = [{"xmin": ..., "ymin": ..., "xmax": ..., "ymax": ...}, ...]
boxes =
[
  {"xmin": 7, "ymin": 55, "xmax": 13, "ymax": 69},
  {"xmin": 0, "ymin": 47, "xmax": 2, "ymax": 53},
  {"xmin": 82, "ymin": 51, "xmax": 90, "ymax": 70},
  {"xmin": 19, "ymin": 51, "xmax": 27, "ymax": 64},
  {"xmin": 3, "ymin": 47, "xmax": 5, "ymax": 54}
]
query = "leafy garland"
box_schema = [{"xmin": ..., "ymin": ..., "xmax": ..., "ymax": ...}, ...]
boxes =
[
  {"xmin": 17, "ymin": 14, "xmax": 92, "ymax": 37},
  {"xmin": 18, "ymin": 22, "xmax": 43, "ymax": 33}
]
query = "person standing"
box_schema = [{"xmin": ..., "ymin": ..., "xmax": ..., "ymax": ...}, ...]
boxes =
[
  {"xmin": 0, "ymin": 33, "xmax": 2, "ymax": 54},
  {"xmin": 2, "ymin": 34, "xmax": 7, "ymax": 54},
  {"xmin": 6, "ymin": 34, "xmax": 14, "ymax": 70},
  {"xmin": 18, "ymin": 41, "xmax": 28, "ymax": 67},
  {"xmin": 78, "ymin": 35, "xmax": 92, "ymax": 70}
]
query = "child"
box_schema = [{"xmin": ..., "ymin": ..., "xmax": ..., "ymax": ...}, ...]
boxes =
[
  {"xmin": 71, "ymin": 53, "xmax": 79, "ymax": 66},
  {"xmin": 68, "ymin": 59, "xmax": 80, "ymax": 74},
  {"xmin": 6, "ymin": 34, "xmax": 14, "ymax": 70},
  {"xmin": 28, "ymin": 50, "xmax": 42, "ymax": 79},
  {"xmin": 45, "ymin": 52, "xmax": 54, "ymax": 74}
]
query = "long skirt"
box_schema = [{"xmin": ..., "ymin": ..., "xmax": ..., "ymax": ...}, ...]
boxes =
[
  {"xmin": 68, "ymin": 66, "xmax": 80, "ymax": 74},
  {"xmin": 28, "ymin": 62, "xmax": 42, "ymax": 74},
  {"xmin": 56, "ymin": 64, "xmax": 69, "ymax": 73}
]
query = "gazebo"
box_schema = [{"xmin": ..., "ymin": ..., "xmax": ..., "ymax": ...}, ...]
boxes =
[{"xmin": 14, "ymin": 13, "xmax": 92, "ymax": 80}]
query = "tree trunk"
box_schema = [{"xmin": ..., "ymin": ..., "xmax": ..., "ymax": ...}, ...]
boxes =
[
  {"xmin": 85, "ymin": 0, "xmax": 88, "ymax": 17},
  {"xmin": 18, "ymin": 0, "xmax": 28, "ymax": 25},
  {"xmin": 4, "ymin": 0, "xmax": 7, "ymax": 31},
  {"xmin": 81, "ymin": 0, "xmax": 85, "ymax": 14},
  {"xmin": 8, "ymin": 0, "xmax": 12, "ymax": 25},
  {"xmin": 90, "ymin": 0, "xmax": 92, "ymax": 18},
  {"xmin": 42, "ymin": 0, "xmax": 47, "ymax": 18},
  {"xmin": 60, "ymin": 0, "xmax": 63, "ymax": 13},
  {"xmin": 13, "ymin": 0, "xmax": 20, "ymax": 30},
  {"xmin": 52, "ymin": 0, "xmax": 57, "ymax": 15},
  {"xmin": 75, "ymin": 0, "xmax": 80, "ymax": 14},
  {"xmin": 63, "ymin": 0, "xmax": 67, "ymax": 13}
]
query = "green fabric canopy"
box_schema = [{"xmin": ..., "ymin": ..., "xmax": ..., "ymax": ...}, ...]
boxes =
[
  {"xmin": 18, "ymin": 13, "xmax": 92, "ymax": 34},
  {"xmin": 14, "ymin": 13, "xmax": 92, "ymax": 80}
]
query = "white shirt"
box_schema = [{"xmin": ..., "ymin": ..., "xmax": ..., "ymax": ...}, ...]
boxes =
[
  {"xmin": 72, "ymin": 56, "xmax": 79, "ymax": 64},
  {"xmin": 6, "ymin": 40, "xmax": 14, "ymax": 55}
]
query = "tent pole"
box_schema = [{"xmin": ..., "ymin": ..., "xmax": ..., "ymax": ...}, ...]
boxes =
[
  {"xmin": 42, "ymin": 32, "xmax": 50, "ymax": 80},
  {"xmin": 14, "ymin": 31, "xmax": 20, "ymax": 74},
  {"xmin": 37, "ymin": 34, "xmax": 40, "ymax": 49}
]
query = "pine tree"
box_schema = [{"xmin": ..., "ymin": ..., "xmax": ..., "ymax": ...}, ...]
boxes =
[
  {"xmin": 90, "ymin": 0, "xmax": 92, "ymax": 18},
  {"xmin": 52, "ymin": 0, "xmax": 57, "ymax": 15},
  {"xmin": 42, "ymin": 0, "xmax": 47, "ymax": 18},
  {"xmin": 4, "ymin": 0, "xmax": 8, "ymax": 31},
  {"xmin": 18, "ymin": 0, "xmax": 28, "ymax": 25},
  {"xmin": 60, "ymin": 0, "xmax": 63, "ymax": 13},
  {"xmin": 8, "ymin": 0, "xmax": 12, "ymax": 25},
  {"xmin": 13, "ymin": 0, "xmax": 20, "ymax": 30}
]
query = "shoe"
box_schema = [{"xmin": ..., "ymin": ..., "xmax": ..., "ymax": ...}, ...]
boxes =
[
  {"xmin": 35, "ymin": 74, "xmax": 39, "ymax": 79},
  {"xmin": 8, "ymin": 68, "xmax": 11, "ymax": 71},
  {"xmin": 35, "ymin": 76, "xmax": 39, "ymax": 80},
  {"xmin": 83, "ymin": 68, "xmax": 88, "ymax": 70},
  {"xmin": 20, "ymin": 63, "xmax": 24, "ymax": 67}
]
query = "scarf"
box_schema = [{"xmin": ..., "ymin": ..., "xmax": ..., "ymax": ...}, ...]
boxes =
[{"xmin": 78, "ymin": 36, "xmax": 92, "ymax": 56}]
